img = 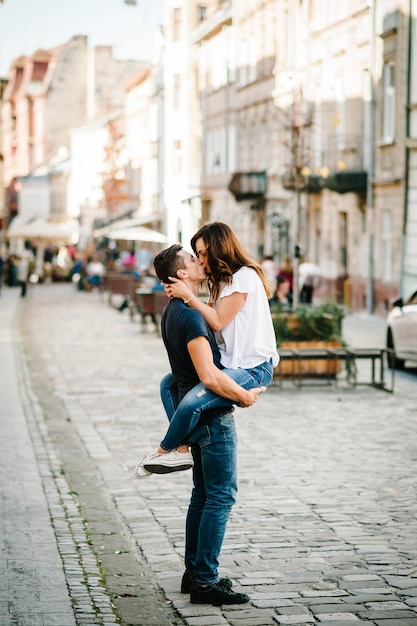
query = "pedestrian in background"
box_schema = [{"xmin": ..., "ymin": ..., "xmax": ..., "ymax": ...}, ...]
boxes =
[
  {"xmin": 269, "ymin": 274, "xmax": 292, "ymax": 310},
  {"xmin": 261, "ymin": 254, "xmax": 279, "ymax": 292},
  {"xmin": 299, "ymin": 256, "xmax": 320, "ymax": 304},
  {"xmin": 278, "ymin": 254, "xmax": 294, "ymax": 293},
  {"xmin": 16, "ymin": 251, "xmax": 31, "ymax": 297},
  {"xmin": 85, "ymin": 256, "xmax": 105, "ymax": 291}
]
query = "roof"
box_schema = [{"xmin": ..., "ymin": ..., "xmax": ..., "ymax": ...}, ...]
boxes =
[{"xmin": 123, "ymin": 66, "xmax": 152, "ymax": 92}]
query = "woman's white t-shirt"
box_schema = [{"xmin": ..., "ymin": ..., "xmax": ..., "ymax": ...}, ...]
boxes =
[{"xmin": 215, "ymin": 266, "xmax": 280, "ymax": 369}]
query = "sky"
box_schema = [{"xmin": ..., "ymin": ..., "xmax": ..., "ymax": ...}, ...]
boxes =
[{"xmin": 0, "ymin": 0, "xmax": 164, "ymax": 77}]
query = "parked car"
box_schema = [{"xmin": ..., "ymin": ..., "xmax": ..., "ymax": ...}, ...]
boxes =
[{"xmin": 386, "ymin": 287, "xmax": 417, "ymax": 369}]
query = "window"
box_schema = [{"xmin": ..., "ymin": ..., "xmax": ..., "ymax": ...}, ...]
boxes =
[
  {"xmin": 382, "ymin": 62, "xmax": 395, "ymax": 143},
  {"xmin": 409, "ymin": 10, "xmax": 417, "ymax": 139},
  {"xmin": 410, "ymin": 8, "xmax": 417, "ymax": 105},
  {"xmin": 248, "ymin": 35, "xmax": 257, "ymax": 83},
  {"xmin": 173, "ymin": 140, "xmax": 183, "ymax": 176},
  {"xmin": 362, "ymin": 68, "xmax": 372, "ymax": 170},
  {"xmin": 131, "ymin": 166, "xmax": 141, "ymax": 197},
  {"xmin": 313, "ymin": 86, "xmax": 323, "ymax": 169},
  {"xmin": 335, "ymin": 78, "xmax": 346, "ymax": 150},
  {"xmin": 172, "ymin": 7, "xmax": 181, "ymax": 41},
  {"xmin": 259, "ymin": 121, "xmax": 267, "ymax": 170},
  {"xmin": 197, "ymin": 5, "xmax": 207, "ymax": 22},
  {"xmin": 227, "ymin": 125, "xmax": 236, "ymax": 173}
]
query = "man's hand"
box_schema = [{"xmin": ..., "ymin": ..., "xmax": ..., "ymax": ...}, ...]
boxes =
[
  {"xmin": 236, "ymin": 386, "xmax": 266, "ymax": 408},
  {"xmin": 188, "ymin": 337, "xmax": 268, "ymax": 407}
]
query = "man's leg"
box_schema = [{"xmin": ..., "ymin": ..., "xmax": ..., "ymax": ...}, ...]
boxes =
[
  {"xmin": 183, "ymin": 441, "xmax": 204, "ymax": 577},
  {"xmin": 185, "ymin": 412, "xmax": 250, "ymax": 605}
]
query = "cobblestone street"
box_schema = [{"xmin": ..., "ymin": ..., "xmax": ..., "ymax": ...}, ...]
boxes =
[{"xmin": 1, "ymin": 283, "xmax": 417, "ymax": 626}]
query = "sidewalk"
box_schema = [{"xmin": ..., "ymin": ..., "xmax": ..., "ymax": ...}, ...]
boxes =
[
  {"xmin": 0, "ymin": 288, "xmax": 77, "ymax": 626},
  {"xmin": 2, "ymin": 283, "xmax": 417, "ymax": 626}
]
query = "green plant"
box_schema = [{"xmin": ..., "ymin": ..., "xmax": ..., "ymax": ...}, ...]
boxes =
[{"xmin": 270, "ymin": 301, "xmax": 344, "ymax": 344}]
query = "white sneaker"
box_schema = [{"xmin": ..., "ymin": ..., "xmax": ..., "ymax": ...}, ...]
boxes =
[
  {"xmin": 143, "ymin": 449, "xmax": 194, "ymax": 474},
  {"xmin": 134, "ymin": 455, "xmax": 153, "ymax": 479}
]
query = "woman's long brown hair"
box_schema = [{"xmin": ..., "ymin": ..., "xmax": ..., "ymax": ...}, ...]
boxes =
[{"xmin": 190, "ymin": 222, "xmax": 272, "ymax": 302}]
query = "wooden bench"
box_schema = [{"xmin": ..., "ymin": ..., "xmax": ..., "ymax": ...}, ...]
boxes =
[
  {"xmin": 134, "ymin": 289, "xmax": 169, "ymax": 333},
  {"xmin": 103, "ymin": 273, "xmax": 139, "ymax": 306},
  {"xmin": 274, "ymin": 347, "xmax": 394, "ymax": 392}
]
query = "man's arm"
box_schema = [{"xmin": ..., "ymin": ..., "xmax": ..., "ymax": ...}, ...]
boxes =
[{"xmin": 187, "ymin": 336, "xmax": 264, "ymax": 408}]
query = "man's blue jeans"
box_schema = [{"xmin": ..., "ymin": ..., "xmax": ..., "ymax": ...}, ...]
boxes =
[
  {"xmin": 185, "ymin": 411, "xmax": 238, "ymax": 584},
  {"xmin": 159, "ymin": 360, "xmax": 274, "ymax": 451}
]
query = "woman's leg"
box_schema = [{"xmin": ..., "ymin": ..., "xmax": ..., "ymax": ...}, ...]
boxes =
[
  {"xmin": 160, "ymin": 372, "xmax": 178, "ymax": 421},
  {"xmin": 159, "ymin": 361, "xmax": 273, "ymax": 452}
]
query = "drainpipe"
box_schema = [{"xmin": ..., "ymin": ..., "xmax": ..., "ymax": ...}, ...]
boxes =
[
  {"xmin": 366, "ymin": 0, "xmax": 377, "ymax": 314},
  {"xmin": 402, "ymin": 0, "xmax": 414, "ymax": 296}
]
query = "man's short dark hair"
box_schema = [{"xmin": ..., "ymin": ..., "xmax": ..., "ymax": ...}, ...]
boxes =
[{"xmin": 153, "ymin": 244, "xmax": 185, "ymax": 284}]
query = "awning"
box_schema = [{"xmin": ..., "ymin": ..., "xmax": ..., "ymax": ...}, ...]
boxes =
[
  {"xmin": 92, "ymin": 216, "xmax": 159, "ymax": 237},
  {"xmin": 92, "ymin": 216, "xmax": 167, "ymax": 243},
  {"xmin": 101, "ymin": 226, "xmax": 167, "ymax": 243},
  {"xmin": 7, "ymin": 216, "xmax": 79, "ymax": 241}
]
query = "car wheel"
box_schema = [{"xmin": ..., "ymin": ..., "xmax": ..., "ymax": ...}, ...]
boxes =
[{"xmin": 386, "ymin": 329, "xmax": 405, "ymax": 370}]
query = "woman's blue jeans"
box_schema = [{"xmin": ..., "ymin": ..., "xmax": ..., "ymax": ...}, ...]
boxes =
[
  {"xmin": 185, "ymin": 411, "xmax": 238, "ymax": 584},
  {"xmin": 159, "ymin": 360, "xmax": 274, "ymax": 451}
]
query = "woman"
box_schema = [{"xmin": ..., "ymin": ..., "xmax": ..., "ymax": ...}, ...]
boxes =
[
  {"xmin": 269, "ymin": 274, "xmax": 292, "ymax": 310},
  {"xmin": 135, "ymin": 222, "xmax": 279, "ymax": 477}
]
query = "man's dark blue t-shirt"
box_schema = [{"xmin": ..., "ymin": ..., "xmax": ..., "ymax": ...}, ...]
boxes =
[{"xmin": 161, "ymin": 297, "xmax": 222, "ymax": 402}]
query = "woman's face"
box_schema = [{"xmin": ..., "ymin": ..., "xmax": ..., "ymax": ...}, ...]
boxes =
[{"xmin": 194, "ymin": 237, "xmax": 211, "ymax": 274}]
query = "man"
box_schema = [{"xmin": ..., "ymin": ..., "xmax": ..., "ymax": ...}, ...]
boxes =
[
  {"xmin": 299, "ymin": 256, "xmax": 320, "ymax": 304},
  {"xmin": 151, "ymin": 244, "xmax": 263, "ymax": 606}
]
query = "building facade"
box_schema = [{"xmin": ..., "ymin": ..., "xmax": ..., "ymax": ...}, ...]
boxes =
[
  {"xmin": 283, "ymin": 0, "xmax": 412, "ymax": 313},
  {"xmin": 1, "ymin": 1, "xmax": 416, "ymax": 312},
  {"xmin": 188, "ymin": 0, "xmax": 416, "ymax": 312},
  {"xmin": 2, "ymin": 36, "xmax": 145, "ymax": 251}
]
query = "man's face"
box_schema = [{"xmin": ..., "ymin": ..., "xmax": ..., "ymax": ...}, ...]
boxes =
[{"xmin": 177, "ymin": 249, "xmax": 206, "ymax": 283}]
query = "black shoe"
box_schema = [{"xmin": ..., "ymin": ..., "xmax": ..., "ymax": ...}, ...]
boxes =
[
  {"xmin": 181, "ymin": 571, "xmax": 233, "ymax": 594},
  {"xmin": 118, "ymin": 299, "xmax": 129, "ymax": 312},
  {"xmin": 190, "ymin": 581, "xmax": 249, "ymax": 606}
]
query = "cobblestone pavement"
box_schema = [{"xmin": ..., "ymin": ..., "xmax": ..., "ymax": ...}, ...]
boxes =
[{"xmin": 2, "ymin": 283, "xmax": 417, "ymax": 626}]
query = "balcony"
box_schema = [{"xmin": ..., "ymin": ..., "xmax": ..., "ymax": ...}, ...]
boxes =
[
  {"xmin": 322, "ymin": 171, "xmax": 367, "ymax": 194},
  {"xmin": 228, "ymin": 171, "xmax": 267, "ymax": 202},
  {"xmin": 281, "ymin": 133, "xmax": 368, "ymax": 195},
  {"xmin": 282, "ymin": 168, "xmax": 367, "ymax": 195}
]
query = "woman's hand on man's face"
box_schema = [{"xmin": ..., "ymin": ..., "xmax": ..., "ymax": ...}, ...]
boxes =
[{"xmin": 164, "ymin": 277, "xmax": 192, "ymax": 301}]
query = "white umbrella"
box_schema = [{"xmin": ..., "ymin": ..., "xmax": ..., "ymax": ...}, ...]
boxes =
[
  {"xmin": 7, "ymin": 217, "xmax": 78, "ymax": 241},
  {"xmin": 298, "ymin": 261, "xmax": 320, "ymax": 287},
  {"xmin": 105, "ymin": 226, "xmax": 168, "ymax": 243}
]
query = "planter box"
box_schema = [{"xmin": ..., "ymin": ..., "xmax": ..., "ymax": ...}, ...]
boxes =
[{"xmin": 274, "ymin": 341, "xmax": 343, "ymax": 377}]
